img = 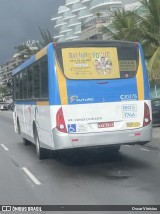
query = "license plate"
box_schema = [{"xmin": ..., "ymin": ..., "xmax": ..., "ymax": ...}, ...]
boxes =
[
  {"xmin": 126, "ymin": 122, "xmax": 140, "ymax": 127},
  {"xmin": 98, "ymin": 122, "xmax": 114, "ymax": 128}
]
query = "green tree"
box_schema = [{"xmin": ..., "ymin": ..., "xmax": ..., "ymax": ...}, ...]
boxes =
[
  {"xmin": 96, "ymin": 12, "xmax": 102, "ymax": 18},
  {"xmin": 0, "ymin": 85, "xmax": 7, "ymax": 95},
  {"xmin": 139, "ymin": 0, "xmax": 160, "ymax": 80},
  {"xmin": 100, "ymin": 9, "xmax": 139, "ymax": 41},
  {"xmin": 100, "ymin": 0, "xmax": 160, "ymax": 80},
  {"xmin": 37, "ymin": 27, "xmax": 53, "ymax": 49},
  {"xmin": 15, "ymin": 44, "xmax": 38, "ymax": 60}
]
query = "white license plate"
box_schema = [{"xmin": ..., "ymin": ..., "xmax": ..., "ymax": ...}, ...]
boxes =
[{"xmin": 98, "ymin": 122, "xmax": 114, "ymax": 128}]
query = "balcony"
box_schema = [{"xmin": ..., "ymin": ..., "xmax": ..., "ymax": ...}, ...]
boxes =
[
  {"xmin": 65, "ymin": 32, "xmax": 79, "ymax": 40},
  {"xmin": 81, "ymin": 16, "xmax": 111, "ymax": 31},
  {"xmin": 124, "ymin": 1, "xmax": 142, "ymax": 12},
  {"xmin": 58, "ymin": 37, "xmax": 66, "ymax": 42},
  {"xmin": 71, "ymin": 2, "xmax": 86, "ymax": 13},
  {"xmin": 68, "ymin": 17, "xmax": 81, "ymax": 27},
  {"xmin": 51, "ymin": 15, "xmax": 62, "ymax": 21},
  {"xmin": 81, "ymin": 16, "xmax": 113, "ymax": 40},
  {"xmin": 53, "ymin": 34, "xmax": 65, "ymax": 39},
  {"xmin": 58, "ymin": 6, "xmax": 70, "ymax": 14},
  {"xmin": 66, "ymin": 0, "xmax": 80, "ymax": 8},
  {"xmin": 82, "ymin": 0, "xmax": 92, "ymax": 6},
  {"xmin": 60, "ymin": 25, "xmax": 72, "ymax": 33},
  {"xmin": 63, "ymin": 11, "xmax": 76, "ymax": 21},
  {"xmin": 90, "ymin": 0, "xmax": 122, "ymax": 12},
  {"xmin": 78, "ymin": 8, "xmax": 93, "ymax": 20},
  {"xmin": 55, "ymin": 18, "xmax": 67, "ymax": 28},
  {"xmin": 74, "ymin": 24, "xmax": 81, "ymax": 35}
]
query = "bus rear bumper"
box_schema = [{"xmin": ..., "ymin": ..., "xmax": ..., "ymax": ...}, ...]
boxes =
[{"xmin": 53, "ymin": 125, "xmax": 152, "ymax": 150}]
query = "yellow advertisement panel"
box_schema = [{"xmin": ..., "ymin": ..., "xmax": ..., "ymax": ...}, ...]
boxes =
[{"xmin": 62, "ymin": 48, "xmax": 120, "ymax": 79}]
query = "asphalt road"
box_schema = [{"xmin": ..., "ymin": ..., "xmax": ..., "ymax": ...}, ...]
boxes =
[{"xmin": 0, "ymin": 111, "xmax": 160, "ymax": 213}]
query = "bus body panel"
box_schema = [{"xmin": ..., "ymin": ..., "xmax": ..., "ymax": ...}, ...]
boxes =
[
  {"xmin": 14, "ymin": 102, "xmax": 54, "ymax": 149},
  {"xmin": 13, "ymin": 41, "xmax": 152, "ymax": 153},
  {"xmin": 53, "ymin": 124, "xmax": 152, "ymax": 150},
  {"xmin": 61, "ymin": 101, "xmax": 146, "ymax": 133},
  {"xmin": 138, "ymin": 44, "xmax": 150, "ymax": 100},
  {"xmin": 51, "ymin": 100, "xmax": 152, "ymax": 150},
  {"xmin": 65, "ymin": 78, "xmax": 138, "ymax": 104},
  {"xmin": 51, "ymin": 42, "xmax": 151, "ymax": 150}
]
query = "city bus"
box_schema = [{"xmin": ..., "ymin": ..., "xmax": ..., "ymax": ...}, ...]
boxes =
[{"xmin": 12, "ymin": 41, "xmax": 152, "ymax": 159}]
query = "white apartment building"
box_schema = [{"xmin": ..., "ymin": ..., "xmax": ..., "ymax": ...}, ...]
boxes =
[
  {"xmin": 0, "ymin": 40, "xmax": 38, "ymax": 87},
  {"xmin": 51, "ymin": 0, "xmax": 139, "ymax": 41},
  {"xmin": 0, "ymin": 56, "xmax": 22, "ymax": 86}
]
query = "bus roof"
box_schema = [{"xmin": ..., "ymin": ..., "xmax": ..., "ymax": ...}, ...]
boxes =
[
  {"xmin": 12, "ymin": 40, "xmax": 139, "ymax": 76},
  {"xmin": 53, "ymin": 40, "xmax": 138, "ymax": 47}
]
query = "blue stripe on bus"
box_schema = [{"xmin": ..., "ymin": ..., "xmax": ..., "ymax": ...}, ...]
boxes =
[
  {"xmin": 138, "ymin": 44, "xmax": 150, "ymax": 100},
  {"xmin": 12, "ymin": 55, "xmax": 36, "ymax": 76},
  {"xmin": 66, "ymin": 77, "xmax": 138, "ymax": 104},
  {"xmin": 15, "ymin": 101, "xmax": 36, "ymax": 105},
  {"xmin": 48, "ymin": 44, "xmax": 61, "ymax": 105}
]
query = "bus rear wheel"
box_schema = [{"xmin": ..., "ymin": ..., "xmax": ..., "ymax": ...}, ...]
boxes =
[
  {"xmin": 23, "ymin": 138, "xmax": 31, "ymax": 145},
  {"xmin": 34, "ymin": 128, "xmax": 48, "ymax": 160},
  {"xmin": 110, "ymin": 145, "xmax": 121, "ymax": 152},
  {"xmin": 17, "ymin": 118, "xmax": 21, "ymax": 135}
]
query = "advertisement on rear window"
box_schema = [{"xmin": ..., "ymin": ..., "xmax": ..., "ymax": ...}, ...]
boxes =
[
  {"xmin": 119, "ymin": 60, "xmax": 137, "ymax": 72},
  {"xmin": 62, "ymin": 47, "xmax": 120, "ymax": 79}
]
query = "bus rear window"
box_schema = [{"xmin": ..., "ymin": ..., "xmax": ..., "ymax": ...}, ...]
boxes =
[{"xmin": 55, "ymin": 43, "xmax": 139, "ymax": 80}]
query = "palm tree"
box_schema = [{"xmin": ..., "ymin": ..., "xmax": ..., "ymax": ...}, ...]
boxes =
[
  {"xmin": 15, "ymin": 44, "xmax": 38, "ymax": 60},
  {"xmin": 100, "ymin": 9, "xmax": 139, "ymax": 41},
  {"xmin": 138, "ymin": 0, "xmax": 160, "ymax": 80},
  {"xmin": 37, "ymin": 27, "xmax": 53, "ymax": 49},
  {"xmin": 100, "ymin": 0, "xmax": 160, "ymax": 81}
]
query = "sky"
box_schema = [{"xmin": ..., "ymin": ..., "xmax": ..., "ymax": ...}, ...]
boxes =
[{"xmin": 0, "ymin": 0, "xmax": 65, "ymax": 64}]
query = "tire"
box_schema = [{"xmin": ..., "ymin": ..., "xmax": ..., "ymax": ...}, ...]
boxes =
[
  {"xmin": 17, "ymin": 119, "xmax": 21, "ymax": 135},
  {"xmin": 110, "ymin": 145, "xmax": 121, "ymax": 152},
  {"xmin": 23, "ymin": 138, "xmax": 31, "ymax": 146},
  {"xmin": 34, "ymin": 127, "xmax": 48, "ymax": 160},
  {"xmin": 102, "ymin": 145, "xmax": 120, "ymax": 153}
]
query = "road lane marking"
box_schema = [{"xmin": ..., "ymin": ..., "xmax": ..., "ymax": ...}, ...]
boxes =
[
  {"xmin": 0, "ymin": 144, "xmax": 9, "ymax": 151},
  {"xmin": 140, "ymin": 148, "xmax": 150, "ymax": 152},
  {"xmin": 22, "ymin": 167, "xmax": 41, "ymax": 185}
]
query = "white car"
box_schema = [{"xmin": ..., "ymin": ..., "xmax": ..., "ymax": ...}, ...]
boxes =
[{"xmin": 0, "ymin": 102, "xmax": 8, "ymax": 110}]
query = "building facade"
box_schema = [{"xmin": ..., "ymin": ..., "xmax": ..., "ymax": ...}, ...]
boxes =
[
  {"xmin": 0, "ymin": 40, "xmax": 38, "ymax": 87},
  {"xmin": 0, "ymin": 56, "xmax": 22, "ymax": 86},
  {"xmin": 51, "ymin": 0, "xmax": 139, "ymax": 41}
]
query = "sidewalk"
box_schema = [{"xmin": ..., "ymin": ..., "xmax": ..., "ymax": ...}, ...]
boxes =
[{"xmin": 146, "ymin": 127, "xmax": 160, "ymax": 150}]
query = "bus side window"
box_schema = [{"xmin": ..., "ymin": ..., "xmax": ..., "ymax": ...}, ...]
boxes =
[
  {"xmin": 28, "ymin": 67, "xmax": 33, "ymax": 99},
  {"xmin": 15, "ymin": 74, "xmax": 19, "ymax": 100},
  {"xmin": 23, "ymin": 70, "xmax": 28, "ymax": 99},
  {"xmin": 19, "ymin": 72, "xmax": 23, "ymax": 99},
  {"xmin": 40, "ymin": 56, "xmax": 48, "ymax": 99},
  {"xmin": 33, "ymin": 62, "xmax": 40, "ymax": 99}
]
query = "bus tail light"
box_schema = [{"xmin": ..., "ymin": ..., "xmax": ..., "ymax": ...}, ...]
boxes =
[
  {"xmin": 56, "ymin": 107, "xmax": 67, "ymax": 133},
  {"xmin": 143, "ymin": 102, "xmax": 151, "ymax": 127}
]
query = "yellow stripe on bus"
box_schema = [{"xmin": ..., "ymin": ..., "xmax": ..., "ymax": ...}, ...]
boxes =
[
  {"xmin": 36, "ymin": 47, "xmax": 47, "ymax": 60},
  {"xmin": 36, "ymin": 101, "xmax": 49, "ymax": 106},
  {"xmin": 136, "ymin": 52, "xmax": 144, "ymax": 100},
  {"xmin": 55, "ymin": 58, "xmax": 68, "ymax": 105}
]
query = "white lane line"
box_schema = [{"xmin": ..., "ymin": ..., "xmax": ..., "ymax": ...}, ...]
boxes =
[
  {"xmin": 124, "ymin": 145, "xmax": 132, "ymax": 147},
  {"xmin": 0, "ymin": 144, "xmax": 9, "ymax": 151},
  {"xmin": 140, "ymin": 148, "xmax": 150, "ymax": 152},
  {"xmin": 22, "ymin": 167, "xmax": 41, "ymax": 185}
]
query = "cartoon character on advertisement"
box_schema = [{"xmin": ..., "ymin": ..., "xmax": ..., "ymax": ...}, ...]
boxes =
[{"xmin": 94, "ymin": 52, "xmax": 112, "ymax": 75}]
